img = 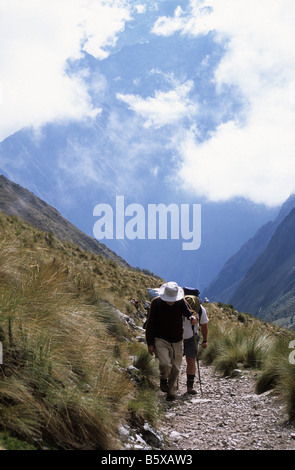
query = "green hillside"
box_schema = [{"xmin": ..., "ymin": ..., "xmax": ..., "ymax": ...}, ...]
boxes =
[
  {"xmin": 0, "ymin": 174, "xmax": 131, "ymax": 268},
  {"xmin": 0, "ymin": 211, "xmax": 163, "ymax": 450}
]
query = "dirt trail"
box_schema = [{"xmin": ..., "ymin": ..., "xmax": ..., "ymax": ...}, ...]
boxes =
[{"xmin": 159, "ymin": 362, "xmax": 295, "ymax": 450}]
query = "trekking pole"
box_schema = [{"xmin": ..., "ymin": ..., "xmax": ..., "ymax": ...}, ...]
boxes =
[{"xmin": 192, "ymin": 325, "xmax": 203, "ymax": 396}]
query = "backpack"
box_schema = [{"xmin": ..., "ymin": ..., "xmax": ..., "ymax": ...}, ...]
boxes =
[
  {"xmin": 184, "ymin": 294, "xmax": 202, "ymax": 322},
  {"xmin": 142, "ymin": 294, "xmax": 157, "ymax": 329},
  {"xmin": 142, "ymin": 289, "xmax": 158, "ymax": 329},
  {"xmin": 183, "ymin": 286, "xmax": 200, "ymax": 297},
  {"xmin": 147, "ymin": 288, "xmax": 160, "ymax": 300}
]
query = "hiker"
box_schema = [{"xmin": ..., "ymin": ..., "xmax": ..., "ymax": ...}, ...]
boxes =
[
  {"xmin": 183, "ymin": 295, "xmax": 209, "ymax": 395},
  {"xmin": 145, "ymin": 281, "xmax": 197, "ymax": 401}
]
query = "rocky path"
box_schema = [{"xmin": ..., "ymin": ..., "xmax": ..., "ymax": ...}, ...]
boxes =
[{"xmin": 159, "ymin": 362, "xmax": 295, "ymax": 451}]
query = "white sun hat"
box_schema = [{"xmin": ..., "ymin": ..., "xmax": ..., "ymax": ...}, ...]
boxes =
[{"xmin": 158, "ymin": 281, "xmax": 184, "ymax": 302}]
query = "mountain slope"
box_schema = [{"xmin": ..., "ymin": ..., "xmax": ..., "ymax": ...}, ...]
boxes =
[
  {"xmin": 0, "ymin": 209, "xmax": 164, "ymax": 450},
  {"xmin": 203, "ymin": 195, "xmax": 295, "ymax": 303},
  {"xmin": 0, "ymin": 174, "xmax": 130, "ymax": 268},
  {"xmin": 230, "ymin": 207, "xmax": 295, "ymax": 322}
]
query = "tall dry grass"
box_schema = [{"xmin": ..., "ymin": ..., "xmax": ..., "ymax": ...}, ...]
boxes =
[
  {"xmin": 201, "ymin": 316, "xmax": 274, "ymax": 376},
  {"xmin": 0, "ymin": 216, "xmax": 160, "ymax": 449},
  {"xmin": 255, "ymin": 337, "xmax": 295, "ymax": 422},
  {"xmin": 201, "ymin": 303, "xmax": 295, "ymax": 421}
]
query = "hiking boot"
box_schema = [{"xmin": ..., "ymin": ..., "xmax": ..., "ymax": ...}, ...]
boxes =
[
  {"xmin": 160, "ymin": 379, "xmax": 169, "ymax": 392},
  {"xmin": 187, "ymin": 385, "xmax": 197, "ymax": 395},
  {"xmin": 166, "ymin": 393, "xmax": 176, "ymax": 401}
]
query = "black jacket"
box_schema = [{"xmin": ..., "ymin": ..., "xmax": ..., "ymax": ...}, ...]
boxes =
[{"xmin": 145, "ymin": 297, "xmax": 192, "ymax": 346}]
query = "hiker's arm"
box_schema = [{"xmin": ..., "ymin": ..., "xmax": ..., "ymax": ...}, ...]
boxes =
[
  {"xmin": 200, "ymin": 323, "xmax": 208, "ymax": 348},
  {"xmin": 190, "ymin": 315, "xmax": 198, "ymax": 326}
]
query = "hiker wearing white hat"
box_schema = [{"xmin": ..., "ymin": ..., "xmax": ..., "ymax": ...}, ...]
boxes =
[
  {"xmin": 145, "ymin": 281, "xmax": 197, "ymax": 401},
  {"xmin": 157, "ymin": 281, "xmax": 184, "ymax": 302}
]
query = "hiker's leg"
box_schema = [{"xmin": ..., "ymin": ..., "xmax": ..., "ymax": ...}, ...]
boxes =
[
  {"xmin": 186, "ymin": 374, "xmax": 197, "ymax": 395},
  {"xmin": 154, "ymin": 338, "xmax": 172, "ymax": 381},
  {"xmin": 167, "ymin": 340, "xmax": 183, "ymax": 395},
  {"xmin": 185, "ymin": 358, "xmax": 197, "ymax": 394},
  {"xmin": 184, "ymin": 336, "xmax": 198, "ymax": 394},
  {"xmin": 186, "ymin": 355, "xmax": 196, "ymax": 375},
  {"xmin": 184, "ymin": 334, "xmax": 198, "ymax": 374}
]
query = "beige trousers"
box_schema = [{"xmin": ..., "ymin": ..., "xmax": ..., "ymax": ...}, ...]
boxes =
[{"xmin": 154, "ymin": 338, "xmax": 183, "ymax": 395}]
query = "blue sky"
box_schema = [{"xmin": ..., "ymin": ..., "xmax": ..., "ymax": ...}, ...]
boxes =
[{"xmin": 1, "ymin": 0, "xmax": 294, "ymax": 289}]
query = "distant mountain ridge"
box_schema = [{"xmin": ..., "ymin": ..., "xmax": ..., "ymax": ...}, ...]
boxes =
[
  {"xmin": 230, "ymin": 206, "xmax": 295, "ymax": 323},
  {"xmin": 203, "ymin": 195, "xmax": 295, "ymax": 304},
  {"xmin": 0, "ymin": 174, "xmax": 131, "ymax": 268},
  {"xmin": 203, "ymin": 194, "xmax": 295, "ymax": 328}
]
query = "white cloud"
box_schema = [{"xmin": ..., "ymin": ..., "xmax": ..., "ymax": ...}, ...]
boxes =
[
  {"xmin": 151, "ymin": 2, "xmax": 216, "ymax": 37},
  {"xmin": 151, "ymin": 6, "xmax": 187, "ymax": 36},
  {"xmin": 179, "ymin": 111, "xmax": 295, "ymax": 206},
  {"xmin": 80, "ymin": 1, "xmax": 131, "ymax": 60},
  {"xmin": 134, "ymin": 4, "xmax": 146, "ymax": 14},
  {"xmin": 152, "ymin": 0, "xmax": 295, "ymax": 206},
  {"xmin": 0, "ymin": 0, "xmax": 131, "ymax": 142},
  {"xmin": 116, "ymin": 78, "xmax": 197, "ymax": 128}
]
